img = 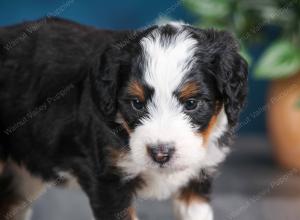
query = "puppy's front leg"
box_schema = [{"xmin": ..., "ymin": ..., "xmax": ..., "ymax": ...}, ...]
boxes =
[
  {"xmin": 82, "ymin": 186, "xmax": 135, "ymax": 220},
  {"xmin": 174, "ymin": 179, "xmax": 213, "ymax": 220},
  {"xmin": 90, "ymin": 203, "xmax": 137, "ymax": 220},
  {"xmin": 90, "ymin": 208, "xmax": 138, "ymax": 220},
  {"xmin": 77, "ymin": 172, "xmax": 136, "ymax": 220}
]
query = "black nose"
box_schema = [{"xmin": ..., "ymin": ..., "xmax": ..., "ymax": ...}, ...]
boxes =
[{"xmin": 147, "ymin": 143, "xmax": 175, "ymax": 165}]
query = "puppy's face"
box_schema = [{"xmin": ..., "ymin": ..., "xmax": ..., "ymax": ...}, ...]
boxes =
[{"xmin": 98, "ymin": 24, "xmax": 247, "ymax": 176}]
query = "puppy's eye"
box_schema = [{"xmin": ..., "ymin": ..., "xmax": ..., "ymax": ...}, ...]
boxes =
[
  {"xmin": 131, "ymin": 98, "xmax": 145, "ymax": 111},
  {"xmin": 183, "ymin": 99, "xmax": 199, "ymax": 111}
]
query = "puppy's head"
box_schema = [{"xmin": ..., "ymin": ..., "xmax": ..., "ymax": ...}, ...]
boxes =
[{"xmin": 95, "ymin": 23, "xmax": 247, "ymax": 176}]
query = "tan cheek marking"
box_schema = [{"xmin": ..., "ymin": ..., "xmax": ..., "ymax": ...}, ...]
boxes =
[
  {"xmin": 128, "ymin": 80, "xmax": 145, "ymax": 102},
  {"xmin": 108, "ymin": 148, "xmax": 126, "ymax": 167},
  {"xmin": 116, "ymin": 112, "xmax": 132, "ymax": 134},
  {"xmin": 109, "ymin": 113, "xmax": 132, "ymax": 166},
  {"xmin": 122, "ymin": 120, "xmax": 132, "ymax": 134},
  {"xmin": 200, "ymin": 115, "xmax": 218, "ymax": 145},
  {"xmin": 198, "ymin": 104, "xmax": 222, "ymax": 145}
]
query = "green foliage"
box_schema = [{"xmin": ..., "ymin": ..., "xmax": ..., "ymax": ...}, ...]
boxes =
[
  {"xmin": 295, "ymin": 96, "xmax": 300, "ymax": 109},
  {"xmin": 184, "ymin": 0, "xmax": 231, "ymax": 22},
  {"xmin": 239, "ymin": 44, "xmax": 252, "ymax": 65},
  {"xmin": 183, "ymin": 0, "xmax": 300, "ymax": 79},
  {"xmin": 255, "ymin": 40, "xmax": 300, "ymax": 79},
  {"xmin": 296, "ymin": 99, "xmax": 300, "ymax": 109}
]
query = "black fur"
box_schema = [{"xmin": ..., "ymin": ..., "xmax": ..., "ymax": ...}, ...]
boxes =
[
  {"xmin": 188, "ymin": 27, "xmax": 248, "ymax": 126},
  {"xmin": 0, "ymin": 18, "xmax": 247, "ymax": 220},
  {"xmin": 0, "ymin": 17, "xmax": 139, "ymax": 220}
]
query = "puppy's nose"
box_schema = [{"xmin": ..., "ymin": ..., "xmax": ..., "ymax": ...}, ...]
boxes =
[{"xmin": 147, "ymin": 143, "xmax": 175, "ymax": 165}]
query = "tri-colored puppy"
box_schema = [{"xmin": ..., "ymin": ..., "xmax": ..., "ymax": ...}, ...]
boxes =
[{"xmin": 0, "ymin": 18, "xmax": 247, "ymax": 220}]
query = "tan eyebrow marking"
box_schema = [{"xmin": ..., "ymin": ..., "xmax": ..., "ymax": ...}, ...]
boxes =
[
  {"xmin": 128, "ymin": 80, "xmax": 145, "ymax": 101},
  {"xmin": 117, "ymin": 112, "xmax": 132, "ymax": 134},
  {"xmin": 178, "ymin": 82, "xmax": 199, "ymax": 100}
]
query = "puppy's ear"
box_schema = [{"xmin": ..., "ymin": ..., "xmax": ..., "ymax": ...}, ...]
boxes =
[
  {"xmin": 91, "ymin": 46, "xmax": 122, "ymax": 119},
  {"xmin": 91, "ymin": 28, "xmax": 156, "ymax": 119},
  {"xmin": 211, "ymin": 31, "xmax": 248, "ymax": 127},
  {"xmin": 193, "ymin": 29, "xmax": 248, "ymax": 127}
]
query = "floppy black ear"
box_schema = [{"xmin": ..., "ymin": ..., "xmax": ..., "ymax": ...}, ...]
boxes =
[
  {"xmin": 195, "ymin": 29, "xmax": 248, "ymax": 127},
  {"xmin": 91, "ymin": 28, "xmax": 157, "ymax": 120},
  {"xmin": 212, "ymin": 31, "xmax": 248, "ymax": 127},
  {"xmin": 91, "ymin": 46, "xmax": 122, "ymax": 119}
]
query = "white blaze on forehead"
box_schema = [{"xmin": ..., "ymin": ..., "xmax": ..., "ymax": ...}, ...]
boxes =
[
  {"xmin": 140, "ymin": 27, "xmax": 199, "ymax": 128},
  {"xmin": 137, "ymin": 27, "xmax": 200, "ymax": 147},
  {"xmin": 141, "ymin": 28, "xmax": 198, "ymax": 96}
]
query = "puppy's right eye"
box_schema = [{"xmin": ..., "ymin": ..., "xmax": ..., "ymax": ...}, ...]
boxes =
[
  {"xmin": 131, "ymin": 98, "xmax": 145, "ymax": 111},
  {"xmin": 183, "ymin": 99, "xmax": 199, "ymax": 111}
]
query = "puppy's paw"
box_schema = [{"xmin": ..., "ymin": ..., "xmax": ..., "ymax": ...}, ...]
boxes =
[
  {"xmin": 24, "ymin": 209, "xmax": 33, "ymax": 220},
  {"xmin": 174, "ymin": 199, "xmax": 213, "ymax": 220}
]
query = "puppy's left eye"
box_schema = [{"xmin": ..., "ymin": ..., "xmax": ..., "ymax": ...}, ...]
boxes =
[
  {"xmin": 131, "ymin": 98, "xmax": 145, "ymax": 111},
  {"xmin": 183, "ymin": 99, "xmax": 199, "ymax": 111}
]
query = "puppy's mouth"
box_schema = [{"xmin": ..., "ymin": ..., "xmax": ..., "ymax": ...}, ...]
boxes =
[
  {"xmin": 160, "ymin": 165, "xmax": 189, "ymax": 173},
  {"xmin": 148, "ymin": 161, "xmax": 189, "ymax": 173}
]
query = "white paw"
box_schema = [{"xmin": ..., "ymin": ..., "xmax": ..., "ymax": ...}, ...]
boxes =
[
  {"xmin": 132, "ymin": 216, "xmax": 139, "ymax": 220},
  {"xmin": 25, "ymin": 209, "xmax": 33, "ymax": 220},
  {"xmin": 175, "ymin": 200, "xmax": 214, "ymax": 220}
]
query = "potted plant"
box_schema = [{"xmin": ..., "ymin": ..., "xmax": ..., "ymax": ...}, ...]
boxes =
[{"xmin": 184, "ymin": 0, "xmax": 300, "ymax": 169}]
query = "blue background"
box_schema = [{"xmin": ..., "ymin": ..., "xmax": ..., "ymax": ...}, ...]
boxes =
[{"xmin": 0, "ymin": 0, "xmax": 268, "ymax": 134}]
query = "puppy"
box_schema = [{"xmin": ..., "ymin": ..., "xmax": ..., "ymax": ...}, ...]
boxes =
[{"xmin": 0, "ymin": 17, "xmax": 247, "ymax": 220}]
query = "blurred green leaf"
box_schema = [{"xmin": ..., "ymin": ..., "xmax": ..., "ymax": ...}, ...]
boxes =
[
  {"xmin": 195, "ymin": 20, "xmax": 227, "ymax": 30},
  {"xmin": 296, "ymin": 98, "xmax": 300, "ymax": 109},
  {"xmin": 239, "ymin": 44, "xmax": 252, "ymax": 65},
  {"xmin": 184, "ymin": 0, "xmax": 231, "ymax": 19},
  {"xmin": 183, "ymin": 0, "xmax": 300, "ymax": 80},
  {"xmin": 255, "ymin": 40, "xmax": 300, "ymax": 79}
]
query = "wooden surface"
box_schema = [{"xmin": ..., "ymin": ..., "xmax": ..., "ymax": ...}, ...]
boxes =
[{"xmin": 30, "ymin": 136, "xmax": 300, "ymax": 220}]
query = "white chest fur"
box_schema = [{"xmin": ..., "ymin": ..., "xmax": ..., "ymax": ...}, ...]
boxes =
[{"xmin": 137, "ymin": 168, "xmax": 200, "ymax": 200}]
